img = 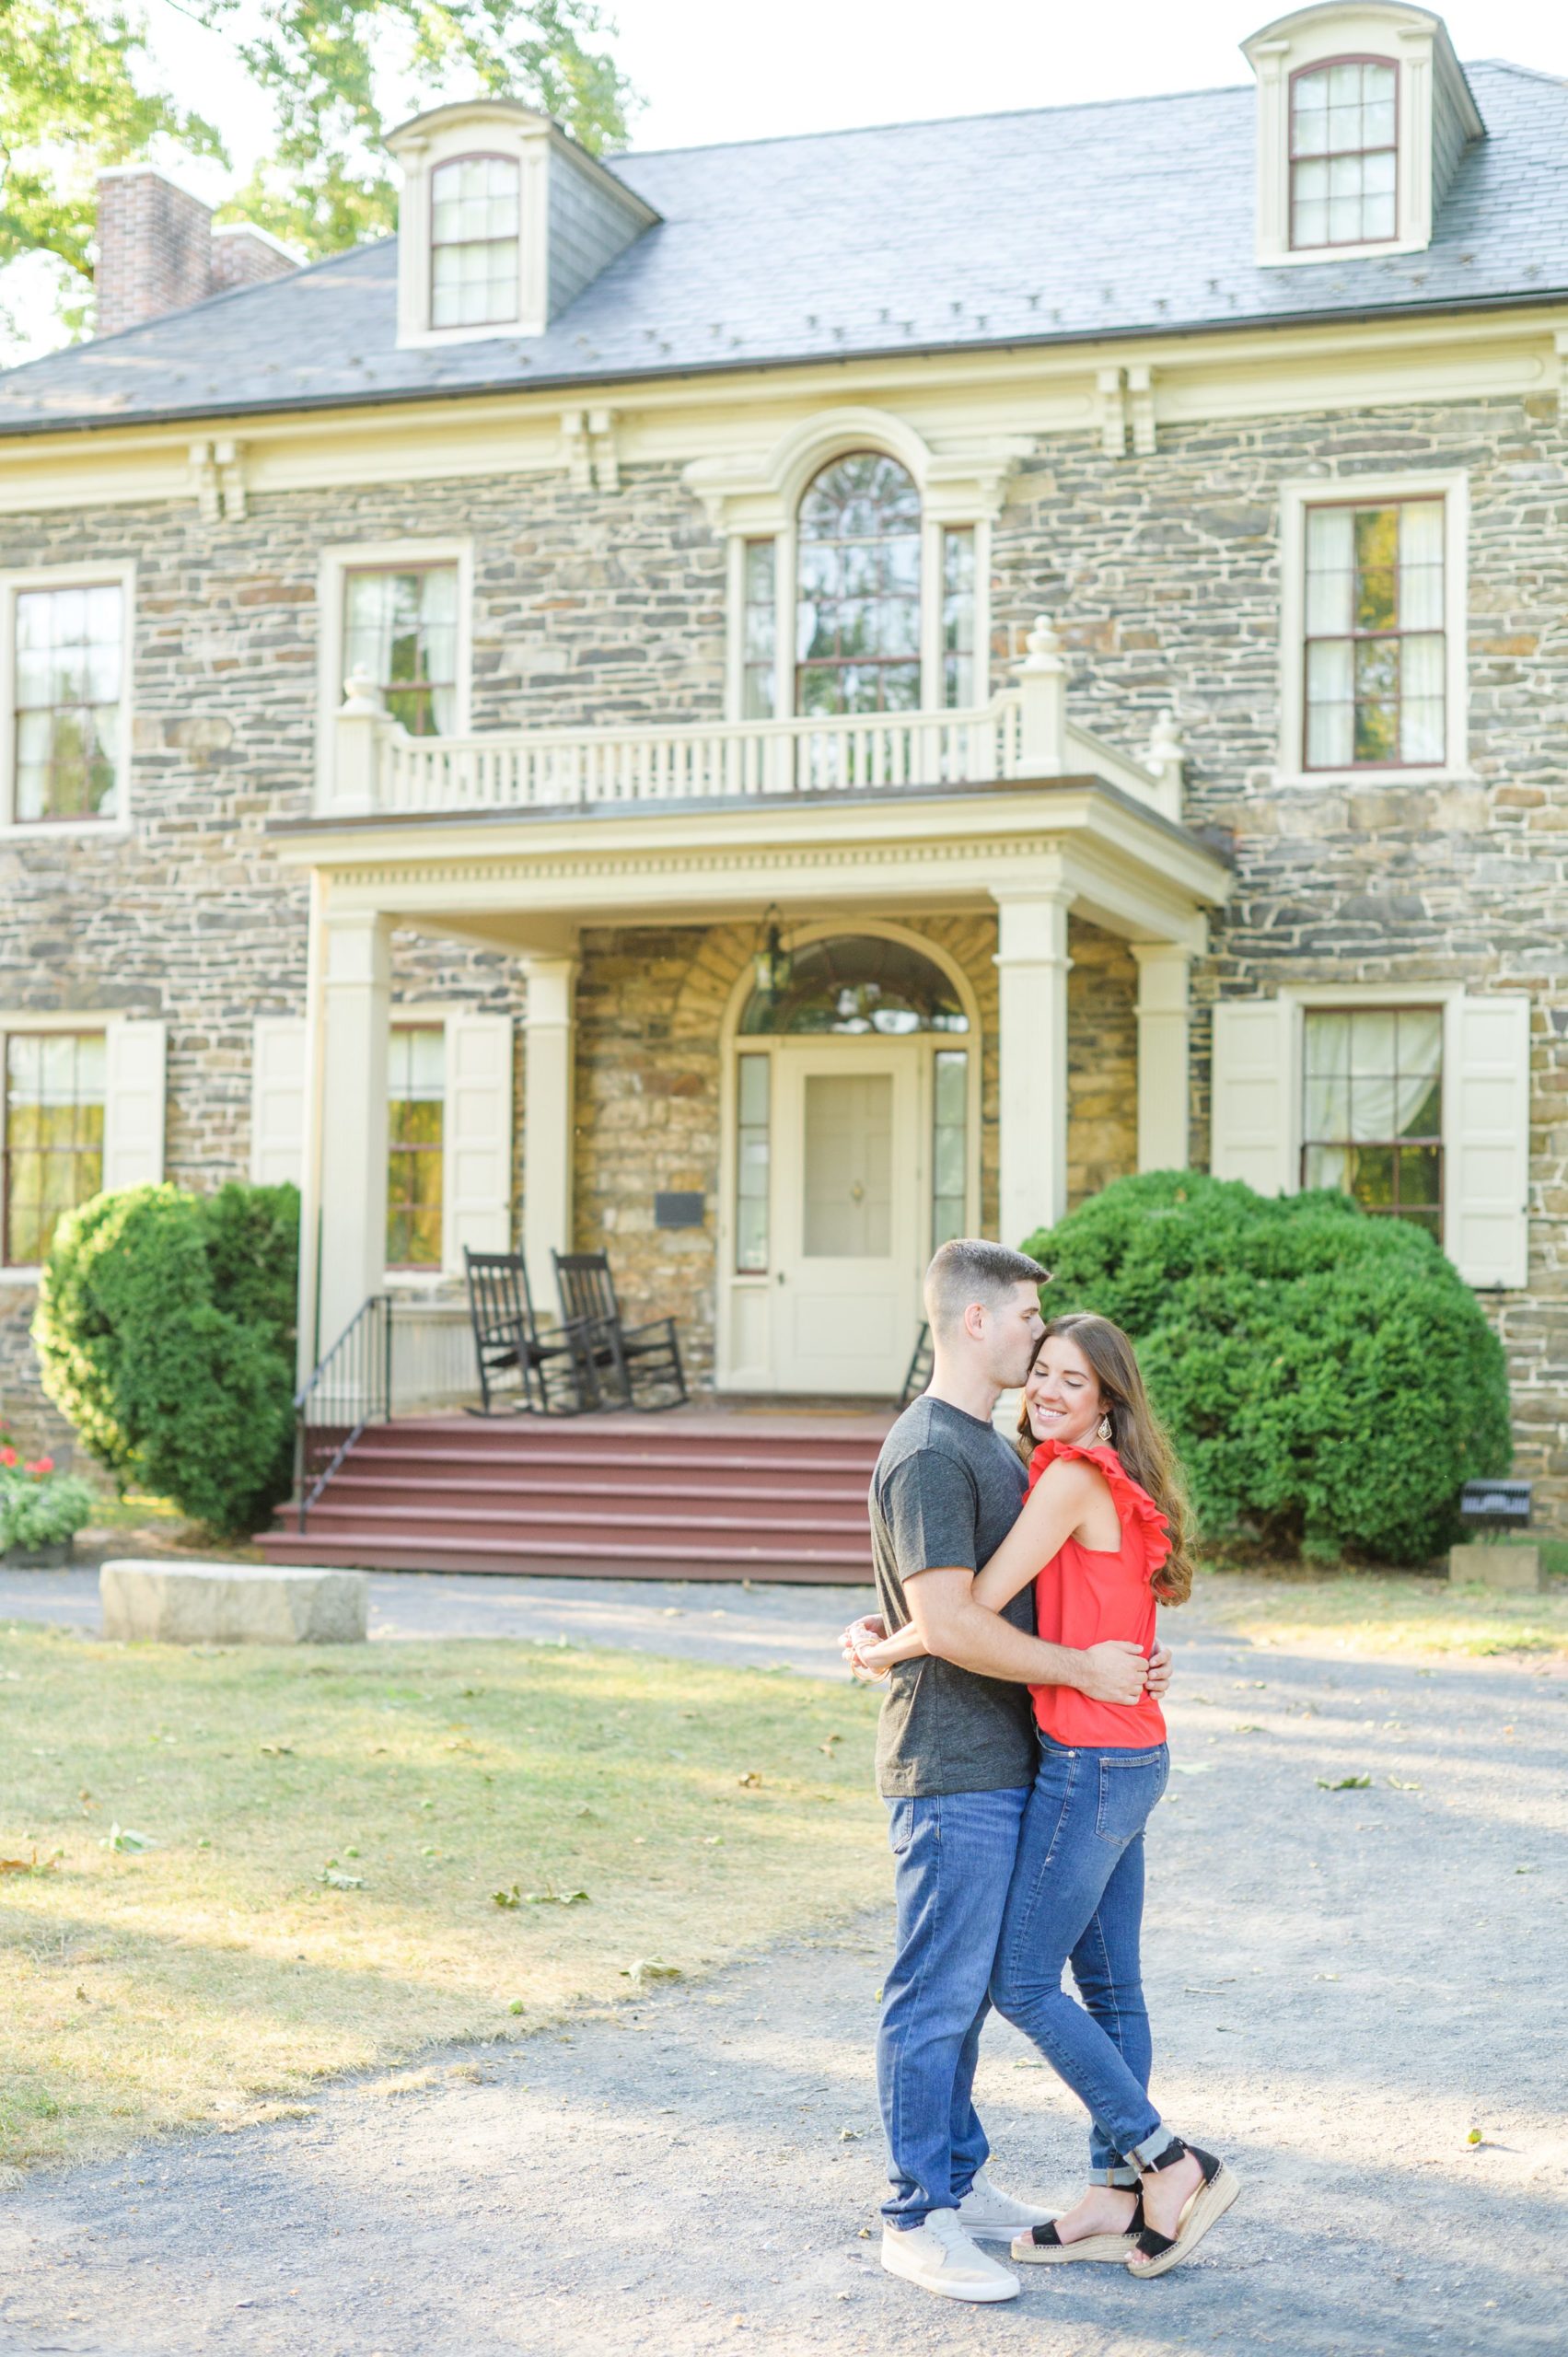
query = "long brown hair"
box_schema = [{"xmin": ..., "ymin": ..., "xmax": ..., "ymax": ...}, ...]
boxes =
[{"xmin": 1016, "ymin": 1312, "xmax": 1195, "ymax": 1605}]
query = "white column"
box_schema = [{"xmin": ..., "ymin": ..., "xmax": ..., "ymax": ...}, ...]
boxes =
[
  {"xmin": 521, "ymin": 955, "xmax": 579, "ymax": 1310},
  {"xmin": 993, "ymin": 889, "xmax": 1072, "ymax": 1245},
  {"xmin": 315, "ymin": 909, "xmax": 391, "ymax": 1353},
  {"xmin": 1132, "ymin": 945, "xmax": 1193, "ymax": 1174}
]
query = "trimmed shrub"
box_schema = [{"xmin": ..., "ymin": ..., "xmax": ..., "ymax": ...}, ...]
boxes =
[
  {"xmin": 32, "ymin": 1181, "xmax": 299, "ymax": 1538},
  {"xmin": 1020, "ymin": 1172, "xmax": 1512, "ymax": 1565},
  {"xmin": 0, "ymin": 1459, "xmax": 98, "ymax": 1553}
]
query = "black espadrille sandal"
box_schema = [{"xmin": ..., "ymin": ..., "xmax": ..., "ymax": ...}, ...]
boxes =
[
  {"xmin": 1126, "ymin": 2142, "xmax": 1239, "ymax": 2278},
  {"xmin": 1012, "ymin": 2192, "xmax": 1144, "ymax": 2265}
]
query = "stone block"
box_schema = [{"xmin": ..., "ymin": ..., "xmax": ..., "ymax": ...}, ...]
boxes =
[
  {"xmin": 99, "ymin": 1560, "xmax": 369, "ymax": 1644},
  {"xmin": 1447, "ymin": 1542, "xmax": 1541, "ymax": 1594}
]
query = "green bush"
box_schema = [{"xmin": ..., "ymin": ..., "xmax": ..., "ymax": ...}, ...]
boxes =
[
  {"xmin": 0, "ymin": 1460, "xmax": 98, "ymax": 1552},
  {"xmin": 32, "ymin": 1181, "xmax": 300, "ymax": 1538},
  {"xmin": 1020, "ymin": 1172, "xmax": 1512, "ymax": 1565}
]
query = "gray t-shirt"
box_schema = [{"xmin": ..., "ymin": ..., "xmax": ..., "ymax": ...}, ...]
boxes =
[{"xmin": 868, "ymin": 1395, "xmax": 1035, "ymax": 1798}]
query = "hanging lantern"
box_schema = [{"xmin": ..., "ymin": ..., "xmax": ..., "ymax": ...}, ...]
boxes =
[{"xmin": 752, "ymin": 903, "xmax": 793, "ymax": 997}]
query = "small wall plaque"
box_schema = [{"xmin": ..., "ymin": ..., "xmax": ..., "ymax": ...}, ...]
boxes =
[{"xmin": 654, "ymin": 1190, "xmax": 705, "ymax": 1230}]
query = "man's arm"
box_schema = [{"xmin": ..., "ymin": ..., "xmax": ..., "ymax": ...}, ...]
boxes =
[
  {"xmin": 840, "ymin": 1609, "xmax": 1173, "ymax": 1700},
  {"xmin": 902, "ymin": 1567, "xmax": 1150, "ymax": 1705}
]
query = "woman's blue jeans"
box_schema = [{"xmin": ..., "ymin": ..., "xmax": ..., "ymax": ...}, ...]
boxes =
[{"xmin": 990, "ymin": 1733, "xmax": 1171, "ymax": 2180}]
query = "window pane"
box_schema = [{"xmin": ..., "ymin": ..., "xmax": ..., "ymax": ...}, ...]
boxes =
[
  {"xmin": 795, "ymin": 453, "xmax": 922, "ymax": 717},
  {"xmin": 4, "ymin": 1031, "xmax": 106, "ymax": 1263},
  {"xmin": 1303, "ymin": 1143, "xmax": 1352, "ymax": 1193},
  {"xmin": 1305, "ymin": 638, "xmax": 1353, "ymax": 768},
  {"xmin": 1302, "ymin": 1007, "xmax": 1444, "ymax": 1229},
  {"xmin": 735, "ymin": 1053, "xmax": 770, "ymax": 1272},
  {"xmin": 1304, "ymin": 1074, "xmax": 1350, "ymax": 1137}
]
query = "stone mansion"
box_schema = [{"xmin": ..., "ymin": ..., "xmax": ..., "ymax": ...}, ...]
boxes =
[{"xmin": 0, "ymin": 3, "xmax": 1564, "ymax": 1522}]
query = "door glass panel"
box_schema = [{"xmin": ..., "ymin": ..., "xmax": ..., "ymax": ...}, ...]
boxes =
[
  {"xmin": 803, "ymin": 1073, "xmax": 892, "ymax": 1258},
  {"xmin": 735, "ymin": 1051, "xmax": 771, "ymax": 1272},
  {"xmin": 932, "ymin": 1049, "xmax": 968, "ymax": 1249}
]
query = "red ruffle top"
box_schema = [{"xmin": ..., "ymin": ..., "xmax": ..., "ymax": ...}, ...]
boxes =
[{"xmin": 1027, "ymin": 1439, "xmax": 1170, "ymax": 1750}]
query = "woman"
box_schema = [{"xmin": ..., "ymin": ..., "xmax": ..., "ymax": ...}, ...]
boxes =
[{"xmin": 858, "ymin": 1312, "xmax": 1238, "ymax": 2279}]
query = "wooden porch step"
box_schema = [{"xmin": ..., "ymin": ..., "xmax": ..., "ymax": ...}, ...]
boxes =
[
  {"xmin": 304, "ymin": 1473, "xmax": 870, "ymax": 1520},
  {"xmin": 283, "ymin": 1499, "xmax": 869, "ymax": 1542},
  {"xmin": 256, "ymin": 1409, "xmax": 887, "ymax": 1584}
]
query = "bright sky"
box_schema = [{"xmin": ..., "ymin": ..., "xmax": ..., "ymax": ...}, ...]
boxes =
[{"xmin": 7, "ymin": 0, "xmax": 1568, "ymax": 359}]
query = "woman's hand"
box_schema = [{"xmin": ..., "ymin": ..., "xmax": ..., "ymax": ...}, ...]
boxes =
[{"xmin": 839, "ymin": 1614, "xmax": 886, "ymax": 1678}]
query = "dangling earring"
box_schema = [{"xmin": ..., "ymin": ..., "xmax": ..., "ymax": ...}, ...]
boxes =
[{"xmin": 1097, "ymin": 1412, "xmax": 1113, "ymax": 1444}]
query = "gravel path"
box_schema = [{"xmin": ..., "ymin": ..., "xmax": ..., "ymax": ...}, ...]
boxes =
[
  {"xmin": 0, "ymin": 1567, "xmax": 869, "ymax": 1675},
  {"xmin": 0, "ymin": 1591, "xmax": 1562, "ymax": 2356}
]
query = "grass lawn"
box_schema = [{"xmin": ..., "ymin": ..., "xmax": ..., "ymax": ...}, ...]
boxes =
[
  {"xmin": 0, "ymin": 1627, "xmax": 882, "ymax": 2170},
  {"xmin": 1195, "ymin": 1559, "xmax": 1568, "ymax": 1660}
]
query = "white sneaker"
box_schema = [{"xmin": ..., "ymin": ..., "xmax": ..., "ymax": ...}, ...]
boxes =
[
  {"xmin": 880, "ymin": 2210, "xmax": 1020, "ymax": 2303},
  {"xmin": 957, "ymin": 2168, "xmax": 1057, "ymax": 2240}
]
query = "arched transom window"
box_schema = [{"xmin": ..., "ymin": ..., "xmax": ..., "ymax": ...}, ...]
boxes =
[
  {"xmin": 796, "ymin": 454, "xmax": 922, "ymax": 715},
  {"xmin": 431, "ymin": 154, "xmax": 521, "ymax": 328}
]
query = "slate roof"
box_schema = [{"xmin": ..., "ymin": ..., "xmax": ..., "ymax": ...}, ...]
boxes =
[{"xmin": 2, "ymin": 59, "xmax": 1564, "ymax": 436}]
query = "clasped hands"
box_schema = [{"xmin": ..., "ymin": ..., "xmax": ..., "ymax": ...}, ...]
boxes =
[{"xmin": 838, "ymin": 1614, "xmax": 1172, "ymax": 1708}]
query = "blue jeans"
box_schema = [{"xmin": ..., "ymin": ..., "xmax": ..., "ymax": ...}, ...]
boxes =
[
  {"xmin": 876, "ymin": 1785, "xmax": 1030, "ymax": 2228},
  {"xmin": 990, "ymin": 1735, "xmax": 1172, "ymax": 2179}
]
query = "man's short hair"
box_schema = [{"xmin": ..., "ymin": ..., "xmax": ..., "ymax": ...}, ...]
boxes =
[{"xmin": 923, "ymin": 1237, "xmax": 1050, "ymax": 1338}]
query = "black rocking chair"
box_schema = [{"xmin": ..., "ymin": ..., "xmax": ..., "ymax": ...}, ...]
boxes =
[
  {"xmin": 552, "ymin": 1249, "xmax": 688, "ymax": 1411},
  {"xmin": 462, "ymin": 1248, "xmax": 590, "ymax": 1415},
  {"xmin": 898, "ymin": 1322, "xmax": 935, "ymax": 1409}
]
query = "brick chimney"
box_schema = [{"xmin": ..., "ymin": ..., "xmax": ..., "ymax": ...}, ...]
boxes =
[{"xmin": 95, "ymin": 168, "xmax": 299, "ymax": 336}]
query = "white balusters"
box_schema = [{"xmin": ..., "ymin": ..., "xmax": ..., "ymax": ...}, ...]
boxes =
[{"xmin": 341, "ymin": 678, "xmax": 1177, "ymax": 824}]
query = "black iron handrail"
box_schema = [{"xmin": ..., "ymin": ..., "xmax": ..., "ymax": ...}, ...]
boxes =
[{"xmin": 294, "ymin": 1293, "xmax": 391, "ymax": 1533}]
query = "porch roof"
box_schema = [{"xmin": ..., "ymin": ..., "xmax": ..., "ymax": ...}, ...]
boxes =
[{"xmin": 267, "ymin": 775, "xmax": 1234, "ymax": 954}]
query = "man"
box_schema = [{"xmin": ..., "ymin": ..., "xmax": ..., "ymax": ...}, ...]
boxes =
[{"xmin": 844, "ymin": 1237, "xmax": 1171, "ymax": 2305}]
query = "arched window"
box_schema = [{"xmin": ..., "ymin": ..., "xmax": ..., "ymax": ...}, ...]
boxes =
[
  {"xmin": 431, "ymin": 154, "xmax": 520, "ymax": 328},
  {"xmin": 739, "ymin": 935, "xmax": 970, "ymax": 1037},
  {"xmin": 796, "ymin": 454, "xmax": 922, "ymax": 715}
]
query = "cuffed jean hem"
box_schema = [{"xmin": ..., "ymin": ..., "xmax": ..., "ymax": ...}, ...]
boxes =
[
  {"xmin": 1128, "ymin": 2127, "xmax": 1180, "ymax": 2170},
  {"xmin": 1094, "ymin": 2165, "xmax": 1140, "ymax": 2189}
]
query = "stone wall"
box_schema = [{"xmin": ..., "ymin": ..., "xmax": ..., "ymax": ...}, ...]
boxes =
[
  {"xmin": 993, "ymin": 395, "xmax": 1568, "ymax": 1519},
  {"xmin": 1, "ymin": 390, "xmax": 1565, "ymax": 1511},
  {"xmin": 568, "ymin": 911, "xmax": 1021, "ymax": 1387}
]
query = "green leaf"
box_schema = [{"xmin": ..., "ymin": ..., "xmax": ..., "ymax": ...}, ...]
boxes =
[
  {"xmin": 620, "ymin": 1957, "xmax": 681, "ymax": 1985},
  {"xmin": 319, "ymin": 1866, "xmax": 364, "ymax": 1888},
  {"xmin": 1315, "ymin": 1774, "xmax": 1373, "ymax": 1791},
  {"xmin": 102, "ymin": 1823, "xmax": 157, "ymax": 1852}
]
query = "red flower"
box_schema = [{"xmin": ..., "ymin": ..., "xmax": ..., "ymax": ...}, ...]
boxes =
[
  {"xmin": 26, "ymin": 1457, "xmax": 52, "ymax": 1477},
  {"xmin": 0, "ymin": 1447, "xmax": 17, "ymax": 1469}
]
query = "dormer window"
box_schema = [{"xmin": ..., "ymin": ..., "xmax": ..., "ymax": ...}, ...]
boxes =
[
  {"xmin": 387, "ymin": 99, "xmax": 657, "ymax": 350},
  {"xmin": 1245, "ymin": 6, "xmax": 1483, "ymax": 269},
  {"xmin": 1290, "ymin": 59, "xmax": 1397, "ymax": 248},
  {"xmin": 431, "ymin": 156, "xmax": 519, "ymax": 329}
]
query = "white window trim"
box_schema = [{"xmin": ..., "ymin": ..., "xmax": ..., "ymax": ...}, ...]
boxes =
[
  {"xmin": 0, "ymin": 561, "xmax": 135, "ymax": 839},
  {"xmin": 0, "ymin": 1008, "xmax": 122, "ymax": 1283},
  {"xmin": 1245, "ymin": 12, "xmax": 1483, "ymax": 269},
  {"xmin": 1276, "ymin": 981, "xmax": 1463, "ymax": 1263},
  {"xmin": 721, "ymin": 508, "xmax": 993, "ymax": 726},
  {"xmin": 315, "ymin": 540, "xmax": 473, "ymax": 810},
  {"xmin": 384, "ymin": 1003, "xmax": 456, "ymax": 1291},
  {"xmin": 1275, "ymin": 470, "xmax": 1470, "ymax": 790},
  {"xmin": 390, "ymin": 113, "xmax": 542, "ymax": 346}
]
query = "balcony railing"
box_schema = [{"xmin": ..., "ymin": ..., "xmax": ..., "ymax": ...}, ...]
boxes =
[{"xmin": 327, "ymin": 617, "xmax": 1187, "ymax": 827}]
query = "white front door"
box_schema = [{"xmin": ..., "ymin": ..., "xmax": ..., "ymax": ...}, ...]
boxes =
[{"xmin": 769, "ymin": 1043, "xmax": 921, "ymax": 1393}]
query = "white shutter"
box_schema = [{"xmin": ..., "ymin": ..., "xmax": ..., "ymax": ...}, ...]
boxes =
[
  {"xmin": 1209, "ymin": 999, "xmax": 1297, "ymax": 1196},
  {"xmin": 101, "ymin": 1020, "xmax": 167, "ymax": 1191},
  {"xmin": 1446, "ymin": 993, "xmax": 1530, "ymax": 1289},
  {"xmin": 250, "ymin": 1016, "xmax": 308, "ymax": 1187},
  {"xmin": 442, "ymin": 1012, "xmax": 514, "ymax": 1267}
]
